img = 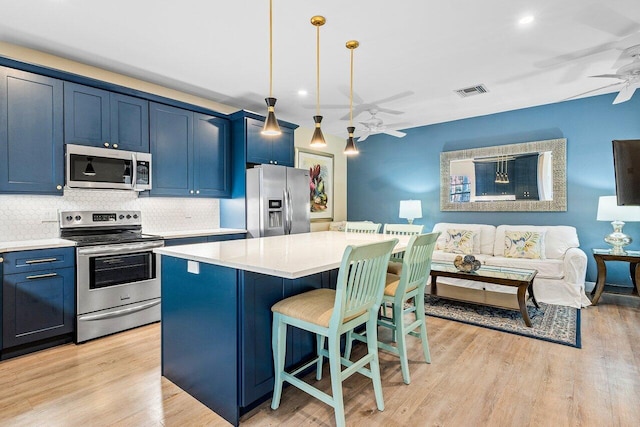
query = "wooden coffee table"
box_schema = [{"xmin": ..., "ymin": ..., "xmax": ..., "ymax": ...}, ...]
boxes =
[{"xmin": 429, "ymin": 262, "xmax": 538, "ymax": 327}]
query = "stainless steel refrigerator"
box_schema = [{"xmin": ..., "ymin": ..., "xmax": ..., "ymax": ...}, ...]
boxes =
[{"xmin": 246, "ymin": 164, "xmax": 311, "ymax": 238}]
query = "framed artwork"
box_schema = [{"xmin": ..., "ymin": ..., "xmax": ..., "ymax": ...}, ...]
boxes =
[{"xmin": 296, "ymin": 148, "xmax": 334, "ymax": 221}]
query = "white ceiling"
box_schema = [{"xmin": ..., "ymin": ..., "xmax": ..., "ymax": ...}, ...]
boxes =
[{"xmin": 2, "ymin": 0, "xmax": 640, "ymax": 138}]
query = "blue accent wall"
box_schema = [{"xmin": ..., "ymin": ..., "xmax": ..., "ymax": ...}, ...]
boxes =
[{"xmin": 347, "ymin": 93, "xmax": 640, "ymax": 286}]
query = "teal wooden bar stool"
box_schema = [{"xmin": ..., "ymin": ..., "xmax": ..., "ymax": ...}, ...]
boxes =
[
  {"xmin": 270, "ymin": 238, "xmax": 398, "ymax": 427},
  {"xmin": 383, "ymin": 223, "xmax": 425, "ymax": 274},
  {"xmin": 345, "ymin": 232, "xmax": 440, "ymax": 384}
]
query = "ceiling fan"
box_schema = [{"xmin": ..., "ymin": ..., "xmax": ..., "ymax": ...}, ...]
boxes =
[
  {"xmin": 319, "ymin": 89, "xmax": 414, "ymax": 121},
  {"xmin": 568, "ymin": 44, "xmax": 640, "ymax": 104},
  {"xmin": 356, "ymin": 109, "xmax": 409, "ymax": 142}
]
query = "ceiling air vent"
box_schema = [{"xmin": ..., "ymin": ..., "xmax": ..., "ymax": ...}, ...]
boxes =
[{"xmin": 455, "ymin": 84, "xmax": 488, "ymax": 98}]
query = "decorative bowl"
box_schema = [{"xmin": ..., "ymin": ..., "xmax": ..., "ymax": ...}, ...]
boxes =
[{"xmin": 453, "ymin": 255, "xmax": 481, "ymax": 272}]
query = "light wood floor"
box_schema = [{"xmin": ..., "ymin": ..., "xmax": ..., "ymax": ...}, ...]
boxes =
[{"xmin": 1, "ymin": 292, "xmax": 638, "ymax": 427}]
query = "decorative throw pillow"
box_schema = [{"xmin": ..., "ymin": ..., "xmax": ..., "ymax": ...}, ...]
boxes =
[
  {"xmin": 442, "ymin": 229, "xmax": 476, "ymax": 254},
  {"xmin": 503, "ymin": 230, "xmax": 546, "ymax": 259}
]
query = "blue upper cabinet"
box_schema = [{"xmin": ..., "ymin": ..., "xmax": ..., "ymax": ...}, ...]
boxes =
[
  {"xmin": 64, "ymin": 82, "xmax": 149, "ymax": 152},
  {"xmin": 63, "ymin": 82, "xmax": 110, "ymax": 147},
  {"xmin": 0, "ymin": 66, "xmax": 64, "ymax": 195},
  {"xmin": 149, "ymin": 102, "xmax": 193, "ymax": 197},
  {"xmin": 193, "ymin": 113, "xmax": 231, "ymax": 197},
  {"xmin": 110, "ymin": 93, "xmax": 150, "ymax": 152},
  {"xmin": 245, "ymin": 116, "xmax": 295, "ymax": 167},
  {"xmin": 150, "ymin": 103, "xmax": 230, "ymax": 198}
]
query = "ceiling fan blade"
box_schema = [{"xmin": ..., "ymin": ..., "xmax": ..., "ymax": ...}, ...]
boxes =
[
  {"xmin": 369, "ymin": 90, "xmax": 414, "ymax": 105},
  {"xmin": 383, "ymin": 121, "xmax": 412, "ymax": 129},
  {"xmin": 340, "ymin": 105, "xmax": 368, "ymax": 121},
  {"xmin": 591, "ymin": 74, "xmax": 626, "ymax": 79},
  {"xmin": 337, "ymin": 86, "xmax": 364, "ymax": 104},
  {"xmin": 575, "ymin": 4, "xmax": 640, "ymax": 38},
  {"xmin": 383, "ymin": 129, "xmax": 406, "ymax": 138},
  {"xmin": 564, "ymin": 82, "xmax": 624, "ymax": 100},
  {"xmin": 357, "ymin": 133, "xmax": 370, "ymax": 142},
  {"xmin": 376, "ymin": 107, "xmax": 404, "ymax": 115},
  {"xmin": 612, "ymin": 83, "xmax": 639, "ymax": 104}
]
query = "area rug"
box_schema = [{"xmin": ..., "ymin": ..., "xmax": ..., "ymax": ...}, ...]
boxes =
[{"xmin": 424, "ymin": 295, "xmax": 581, "ymax": 348}]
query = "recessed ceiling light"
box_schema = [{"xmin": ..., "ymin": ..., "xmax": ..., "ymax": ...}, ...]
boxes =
[
  {"xmin": 297, "ymin": 89, "xmax": 308, "ymax": 96},
  {"xmin": 519, "ymin": 15, "xmax": 535, "ymax": 25}
]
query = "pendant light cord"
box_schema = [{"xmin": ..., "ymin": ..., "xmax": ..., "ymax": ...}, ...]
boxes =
[
  {"xmin": 316, "ymin": 24, "xmax": 320, "ymax": 116},
  {"xmin": 269, "ymin": 0, "xmax": 273, "ymax": 98},
  {"xmin": 349, "ymin": 47, "xmax": 354, "ymax": 126}
]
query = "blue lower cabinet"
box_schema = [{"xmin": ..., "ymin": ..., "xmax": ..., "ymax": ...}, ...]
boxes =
[
  {"xmin": 207, "ymin": 233, "xmax": 245, "ymax": 242},
  {"xmin": 161, "ymin": 256, "xmax": 239, "ymax": 425},
  {"xmin": 2, "ymin": 247, "xmax": 75, "ymax": 356},
  {"xmin": 160, "ymin": 257, "xmax": 335, "ymax": 426},
  {"xmin": 164, "ymin": 234, "xmax": 246, "ymax": 247},
  {"xmin": 164, "ymin": 236, "xmax": 208, "ymax": 246}
]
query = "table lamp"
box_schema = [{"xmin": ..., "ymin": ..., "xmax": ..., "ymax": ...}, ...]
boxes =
[
  {"xmin": 596, "ymin": 195, "xmax": 640, "ymax": 254},
  {"xmin": 399, "ymin": 200, "xmax": 422, "ymax": 224}
]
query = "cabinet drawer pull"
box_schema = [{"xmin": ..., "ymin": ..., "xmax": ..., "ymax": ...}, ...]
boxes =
[
  {"xmin": 25, "ymin": 258, "xmax": 59, "ymax": 264},
  {"xmin": 26, "ymin": 273, "xmax": 58, "ymax": 280}
]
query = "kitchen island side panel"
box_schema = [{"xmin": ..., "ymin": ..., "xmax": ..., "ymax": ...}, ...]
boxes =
[{"xmin": 161, "ymin": 256, "xmax": 239, "ymax": 425}]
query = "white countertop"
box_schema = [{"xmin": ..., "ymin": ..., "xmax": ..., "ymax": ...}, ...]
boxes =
[
  {"xmin": 0, "ymin": 238, "xmax": 77, "ymax": 253},
  {"xmin": 155, "ymin": 231, "xmax": 409, "ymax": 279},
  {"xmin": 146, "ymin": 228, "xmax": 247, "ymax": 239}
]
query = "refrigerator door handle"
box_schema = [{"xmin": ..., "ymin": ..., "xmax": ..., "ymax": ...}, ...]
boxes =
[
  {"xmin": 285, "ymin": 188, "xmax": 293, "ymax": 234},
  {"xmin": 283, "ymin": 189, "xmax": 290, "ymax": 234}
]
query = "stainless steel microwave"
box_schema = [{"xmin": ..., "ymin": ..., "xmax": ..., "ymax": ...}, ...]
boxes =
[{"xmin": 65, "ymin": 144, "xmax": 152, "ymax": 191}]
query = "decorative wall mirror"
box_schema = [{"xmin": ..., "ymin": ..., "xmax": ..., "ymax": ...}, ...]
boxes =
[{"xmin": 440, "ymin": 138, "xmax": 567, "ymax": 212}]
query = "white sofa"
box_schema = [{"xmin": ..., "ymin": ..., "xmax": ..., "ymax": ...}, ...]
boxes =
[{"xmin": 430, "ymin": 223, "xmax": 591, "ymax": 308}]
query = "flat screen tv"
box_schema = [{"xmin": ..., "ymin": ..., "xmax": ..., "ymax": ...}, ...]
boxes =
[{"xmin": 612, "ymin": 139, "xmax": 640, "ymax": 206}]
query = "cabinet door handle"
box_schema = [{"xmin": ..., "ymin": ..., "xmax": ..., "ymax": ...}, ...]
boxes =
[
  {"xmin": 56, "ymin": 185, "xmax": 62, "ymax": 190},
  {"xmin": 26, "ymin": 273, "xmax": 58, "ymax": 280},
  {"xmin": 113, "ymin": 143, "xmax": 118, "ymax": 149},
  {"xmin": 196, "ymin": 190, "xmax": 200, "ymax": 194},
  {"xmin": 0, "ymin": 257, "xmax": 3, "ymax": 263},
  {"xmin": 190, "ymin": 190, "xmax": 194, "ymax": 194},
  {"xmin": 104, "ymin": 142, "xmax": 110, "ymax": 148},
  {"xmin": 25, "ymin": 258, "xmax": 58, "ymax": 264},
  {"xmin": 274, "ymin": 161, "xmax": 278, "ymax": 165}
]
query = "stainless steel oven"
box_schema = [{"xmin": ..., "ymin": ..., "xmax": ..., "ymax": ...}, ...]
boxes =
[{"xmin": 60, "ymin": 210, "xmax": 163, "ymax": 343}]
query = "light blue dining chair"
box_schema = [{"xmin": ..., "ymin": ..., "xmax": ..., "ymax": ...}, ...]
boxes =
[
  {"xmin": 270, "ymin": 238, "xmax": 398, "ymax": 427},
  {"xmin": 345, "ymin": 232, "xmax": 440, "ymax": 385},
  {"xmin": 344, "ymin": 221, "xmax": 381, "ymax": 233}
]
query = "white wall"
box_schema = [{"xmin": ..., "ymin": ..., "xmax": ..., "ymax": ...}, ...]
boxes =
[{"xmin": 294, "ymin": 128, "xmax": 347, "ymax": 232}]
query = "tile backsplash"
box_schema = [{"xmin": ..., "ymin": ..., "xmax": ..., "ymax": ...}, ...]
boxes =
[{"xmin": 0, "ymin": 189, "xmax": 220, "ymax": 241}]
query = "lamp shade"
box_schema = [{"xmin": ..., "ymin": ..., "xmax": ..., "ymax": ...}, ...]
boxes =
[
  {"xmin": 399, "ymin": 200, "xmax": 422, "ymax": 221},
  {"xmin": 597, "ymin": 196, "xmax": 640, "ymax": 221}
]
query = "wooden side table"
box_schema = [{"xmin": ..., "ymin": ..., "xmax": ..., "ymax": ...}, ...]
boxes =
[{"xmin": 590, "ymin": 249, "xmax": 640, "ymax": 305}]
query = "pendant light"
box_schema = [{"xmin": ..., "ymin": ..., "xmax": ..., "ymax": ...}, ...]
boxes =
[
  {"xmin": 309, "ymin": 15, "xmax": 327, "ymax": 147},
  {"xmin": 344, "ymin": 40, "xmax": 359, "ymax": 155},
  {"xmin": 262, "ymin": 0, "xmax": 282, "ymax": 136}
]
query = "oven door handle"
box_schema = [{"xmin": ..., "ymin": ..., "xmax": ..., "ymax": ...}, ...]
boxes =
[
  {"xmin": 77, "ymin": 241, "xmax": 164, "ymax": 256},
  {"xmin": 78, "ymin": 299, "xmax": 160, "ymax": 321}
]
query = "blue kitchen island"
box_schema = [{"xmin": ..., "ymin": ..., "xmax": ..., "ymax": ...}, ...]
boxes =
[{"xmin": 155, "ymin": 231, "xmax": 407, "ymax": 426}]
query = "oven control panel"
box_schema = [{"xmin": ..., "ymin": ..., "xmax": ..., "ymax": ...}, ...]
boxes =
[{"xmin": 59, "ymin": 210, "xmax": 142, "ymax": 228}]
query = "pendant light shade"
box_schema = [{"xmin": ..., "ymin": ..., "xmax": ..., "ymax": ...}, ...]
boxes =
[
  {"xmin": 344, "ymin": 126, "xmax": 358, "ymax": 155},
  {"xmin": 310, "ymin": 115, "xmax": 326, "ymax": 147},
  {"xmin": 344, "ymin": 40, "xmax": 359, "ymax": 155},
  {"xmin": 262, "ymin": 0, "xmax": 281, "ymax": 136},
  {"xmin": 263, "ymin": 97, "xmax": 281, "ymax": 136},
  {"xmin": 309, "ymin": 15, "xmax": 327, "ymax": 148}
]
